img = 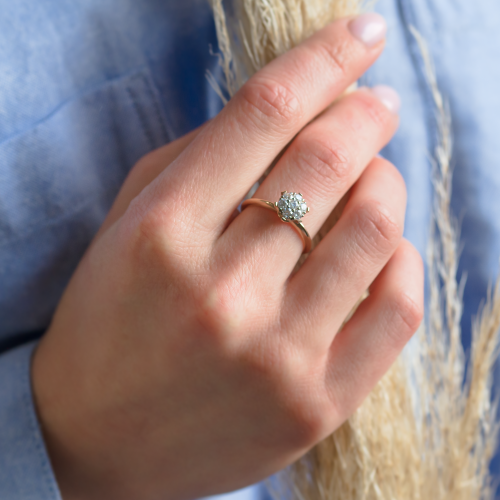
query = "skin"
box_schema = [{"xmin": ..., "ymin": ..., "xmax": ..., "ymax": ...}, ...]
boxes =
[{"xmin": 32, "ymin": 15, "xmax": 424, "ymax": 500}]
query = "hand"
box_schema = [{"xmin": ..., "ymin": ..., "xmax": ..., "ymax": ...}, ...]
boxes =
[{"xmin": 33, "ymin": 14, "xmax": 423, "ymax": 500}]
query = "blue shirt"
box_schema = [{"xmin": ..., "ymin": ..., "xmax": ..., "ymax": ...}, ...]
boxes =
[{"xmin": 1, "ymin": 0, "xmax": 500, "ymax": 498}]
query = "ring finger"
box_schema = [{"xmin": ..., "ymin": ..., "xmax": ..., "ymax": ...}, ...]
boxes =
[{"xmin": 216, "ymin": 85, "xmax": 400, "ymax": 283}]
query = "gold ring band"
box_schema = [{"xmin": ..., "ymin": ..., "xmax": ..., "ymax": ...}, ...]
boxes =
[{"xmin": 240, "ymin": 192, "xmax": 312, "ymax": 254}]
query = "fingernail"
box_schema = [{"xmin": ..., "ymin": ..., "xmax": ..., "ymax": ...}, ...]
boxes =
[
  {"xmin": 348, "ymin": 13, "xmax": 387, "ymax": 47},
  {"xmin": 371, "ymin": 85, "xmax": 401, "ymax": 114}
]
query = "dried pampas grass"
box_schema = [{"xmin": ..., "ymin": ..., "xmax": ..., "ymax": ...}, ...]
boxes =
[
  {"xmin": 209, "ymin": 1, "xmax": 500, "ymax": 498},
  {"xmin": 209, "ymin": 0, "xmax": 363, "ymax": 100}
]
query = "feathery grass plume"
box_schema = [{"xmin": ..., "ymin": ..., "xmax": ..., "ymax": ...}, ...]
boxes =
[
  {"xmin": 209, "ymin": 2, "xmax": 500, "ymax": 498},
  {"xmin": 209, "ymin": 0, "xmax": 363, "ymax": 101}
]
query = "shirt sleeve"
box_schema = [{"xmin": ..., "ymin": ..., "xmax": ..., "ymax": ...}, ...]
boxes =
[{"xmin": 0, "ymin": 341, "xmax": 62, "ymax": 500}]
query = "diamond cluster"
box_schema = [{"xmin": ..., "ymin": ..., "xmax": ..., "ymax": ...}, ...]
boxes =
[{"xmin": 276, "ymin": 191, "xmax": 309, "ymax": 221}]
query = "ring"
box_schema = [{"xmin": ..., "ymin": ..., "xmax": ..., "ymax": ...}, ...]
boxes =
[{"xmin": 241, "ymin": 191, "xmax": 312, "ymax": 253}]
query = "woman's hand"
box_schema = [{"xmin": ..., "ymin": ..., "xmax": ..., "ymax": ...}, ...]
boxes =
[{"xmin": 32, "ymin": 13, "xmax": 423, "ymax": 500}]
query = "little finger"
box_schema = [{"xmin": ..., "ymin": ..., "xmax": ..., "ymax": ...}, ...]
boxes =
[
  {"xmin": 325, "ymin": 238, "xmax": 424, "ymax": 421},
  {"xmin": 282, "ymin": 156, "xmax": 407, "ymax": 352}
]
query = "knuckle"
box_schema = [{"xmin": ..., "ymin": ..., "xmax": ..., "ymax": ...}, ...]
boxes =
[
  {"xmin": 129, "ymin": 198, "xmax": 169, "ymax": 244},
  {"xmin": 129, "ymin": 209, "xmax": 176, "ymax": 261},
  {"xmin": 351, "ymin": 91, "xmax": 392, "ymax": 129},
  {"xmin": 194, "ymin": 276, "xmax": 247, "ymax": 348},
  {"xmin": 294, "ymin": 134, "xmax": 351, "ymax": 194},
  {"xmin": 278, "ymin": 367, "xmax": 331, "ymax": 447},
  {"xmin": 123, "ymin": 197, "xmax": 161, "ymax": 247},
  {"xmin": 386, "ymin": 161, "xmax": 407, "ymax": 196},
  {"xmin": 307, "ymin": 38, "xmax": 351, "ymax": 79},
  {"xmin": 377, "ymin": 159, "xmax": 407, "ymax": 197},
  {"xmin": 125, "ymin": 183, "xmax": 211, "ymax": 263},
  {"xmin": 135, "ymin": 210, "xmax": 161, "ymax": 244},
  {"xmin": 356, "ymin": 200, "xmax": 402, "ymax": 254},
  {"xmin": 402, "ymin": 239, "xmax": 424, "ymax": 272},
  {"xmin": 238, "ymin": 344, "xmax": 328, "ymax": 447},
  {"xmin": 287, "ymin": 405, "xmax": 327, "ymax": 446},
  {"xmin": 387, "ymin": 291, "xmax": 424, "ymax": 341},
  {"xmin": 239, "ymin": 77, "xmax": 302, "ymax": 130},
  {"xmin": 123, "ymin": 196, "xmax": 192, "ymax": 270}
]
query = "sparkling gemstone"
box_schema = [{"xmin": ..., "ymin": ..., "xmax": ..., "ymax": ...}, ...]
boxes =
[{"xmin": 276, "ymin": 192, "xmax": 309, "ymax": 221}]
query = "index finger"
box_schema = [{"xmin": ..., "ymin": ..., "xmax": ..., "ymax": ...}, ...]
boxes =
[{"xmin": 141, "ymin": 14, "xmax": 387, "ymax": 242}]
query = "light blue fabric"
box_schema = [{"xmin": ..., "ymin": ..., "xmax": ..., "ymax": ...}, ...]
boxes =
[
  {"xmin": 0, "ymin": 342, "xmax": 61, "ymax": 499},
  {"xmin": 0, "ymin": 0, "xmax": 499, "ymax": 498}
]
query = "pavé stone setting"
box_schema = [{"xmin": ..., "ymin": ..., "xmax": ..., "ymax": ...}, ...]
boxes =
[{"xmin": 276, "ymin": 191, "xmax": 310, "ymax": 221}]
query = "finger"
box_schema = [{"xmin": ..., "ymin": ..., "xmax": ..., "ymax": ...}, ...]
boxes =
[
  {"xmin": 95, "ymin": 124, "xmax": 204, "ymax": 239},
  {"xmin": 325, "ymin": 239, "xmax": 424, "ymax": 422},
  {"xmin": 137, "ymin": 14, "xmax": 388, "ymax": 241},
  {"xmin": 219, "ymin": 85, "xmax": 400, "ymax": 279},
  {"xmin": 282, "ymin": 157, "xmax": 407, "ymax": 352}
]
